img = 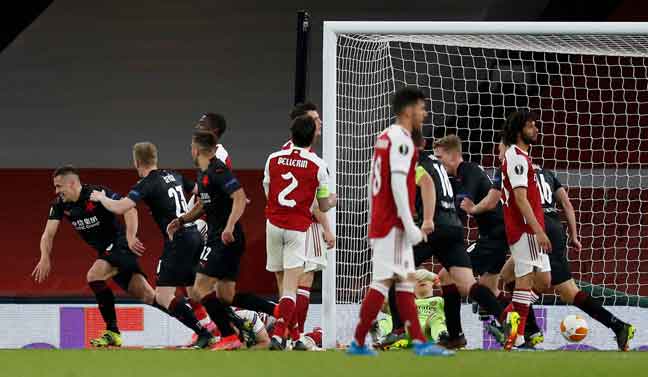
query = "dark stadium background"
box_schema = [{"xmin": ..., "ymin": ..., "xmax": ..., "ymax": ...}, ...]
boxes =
[{"xmin": 0, "ymin": 0, "xmax": 645, "ymax": 298}]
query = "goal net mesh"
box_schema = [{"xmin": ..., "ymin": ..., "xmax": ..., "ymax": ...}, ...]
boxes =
[{"xmin": 334, "ymin": 32, "xmax": 648, "ymax": 344}]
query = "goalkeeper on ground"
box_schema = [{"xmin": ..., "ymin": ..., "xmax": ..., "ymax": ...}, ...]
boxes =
[{"xmin": 376, "ymin": 269, "xmax": 447, "ymax": 349}]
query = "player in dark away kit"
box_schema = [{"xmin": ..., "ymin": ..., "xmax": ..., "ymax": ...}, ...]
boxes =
[
  {"xmin": 90, "ymin": 142, "xmax": 216, "ymax": 348},
  {"xmin": 33, "ymin": 166, "xmax": 183, "ymax": 347}
]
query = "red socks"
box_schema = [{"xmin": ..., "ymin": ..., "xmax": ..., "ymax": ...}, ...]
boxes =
[
  {"xmin": 272, "ymin": 296, "xmax": 296, "ymax": 339},
  {"xmin": 295, "ymin": 286, "xmax": 311, "ymax": 333},
  {"xmin": 353, "ymin": 284, "xmax": 388, "ymax": 346},
  {"xmin": 395, "ymin": 282, "xmax": 426, "ymax": 343},
  {"xmin": 512, "ymin": 289, "xmax": 538, "ymax": 337}
]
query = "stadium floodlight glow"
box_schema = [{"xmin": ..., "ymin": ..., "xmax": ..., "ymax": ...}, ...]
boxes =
[{"xmin": 322, "ymin": 21, "xmax": 648, "ymax": 349}]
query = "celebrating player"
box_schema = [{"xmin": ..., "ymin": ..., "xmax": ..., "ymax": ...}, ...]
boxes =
[
  {"xmin": 191, "ymin": 114, "xmax": 277, "ymax": 318},
  {"xmin": 89, "ymin": 142, "xmax": 215, "ymax": 348},
  {"xmin": 382, "ymin": 135, "xmax": 509, "ymax": 350},
  {"xmin": 348, "ymin": 87, "xmax": 452, "ymax": 356},
  {"xmin": 282, "ymin": 102, "xmax": 335, "ymax": 349},
  {"xmin": 498, "ymin": 155, "xmax": 636, "ymax": 351},
  {"xmin": 263, "ymin": 114, "xmax": 336, "ymax": 350},
  {"xmin": 499, "ymin": 110, "xmax": 552, "ymax": 350},
  {"xmin": 433, "ymin": 135, "xmax": 507, "ymax": 298},
  {"xmin": 167, "ymin": 130, "xmax": 249, "ymax": 350},
  {"xmin": 33, "ymin": 166, "xmax": 161, "ymax": 347}
]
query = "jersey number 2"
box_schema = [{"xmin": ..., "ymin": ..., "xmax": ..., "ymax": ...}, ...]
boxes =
[{"xmin": 278, "ymin": 172, "xmax": 299, "ymax": 207}]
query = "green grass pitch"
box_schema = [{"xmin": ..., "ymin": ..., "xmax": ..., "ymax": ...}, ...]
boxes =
[{"xmin": 2, "ymin": 349, "xmax": 646, "ymax": 377}]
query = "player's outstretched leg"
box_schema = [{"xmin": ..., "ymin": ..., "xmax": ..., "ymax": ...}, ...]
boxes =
[
  {"xmin": 153, "ymin": 286, "xmax": 214, "ymax": 348},
  {"xmin": 232, "ymin": 292, "xmax": 276, "ymax": 316},
  {"xmin": 191, "ymin": 274, "xmax": 241, "ymax": 351},
  {"xmin": 556, "ymin": 280, "xmax": 635, "ymax": 351}
]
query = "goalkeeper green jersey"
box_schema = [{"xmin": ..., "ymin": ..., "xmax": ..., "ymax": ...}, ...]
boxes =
[{"xmin": 378, "ymin": 296, "xmax": 446, "ymax": 341}]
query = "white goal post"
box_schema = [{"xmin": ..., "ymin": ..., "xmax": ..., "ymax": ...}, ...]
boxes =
[{"xmin": 322, "ymin": 22, "xmax": 648, "ymax": 349}]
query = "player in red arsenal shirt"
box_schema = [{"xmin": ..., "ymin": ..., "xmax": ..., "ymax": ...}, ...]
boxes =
[
  {"xmin": 263, "ymin": 115, "xmax": 336, "ymax": 350},
  {"xmin": 348, "ymin": 87, "xmax": 452, "ymax": 357},
  {"xmin": 282, "ymin": 103, "xmax": 335, "ymax": 349},
  {"xmin": 499, "ymin": 110, "xmax": 552, "ymax": 350}
]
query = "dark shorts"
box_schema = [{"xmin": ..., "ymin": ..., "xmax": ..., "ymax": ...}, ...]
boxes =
[
  {"xmin": 98, "ymin": 241, "xmax": 146, "ymax": 292},
  {"xmin": 197, "ymin": 228, "xmax": 245, "ymax": 281},
  {"xmin": 157, "ymin": 225, "xmax": 203, "ymax": 287},
  {"xmin": 414, "ymin": 225, "xmax": 472, "ymax": 270},
  {"xmin": 468, "ymin": 233, "xmax": 509, "ymax": 276},
  {"xmin": 545, "ymin": 215, "xmax": 572, "ymax": 286}
]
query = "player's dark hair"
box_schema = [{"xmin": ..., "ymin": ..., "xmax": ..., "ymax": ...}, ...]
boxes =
[
  {"xmin": 52, "ymin": 165, "xmax": 79, "ymax": 178},
  {"xmin": 290, "ymin": 102, "xmax": 318, "ymax": 120},
  {"xmin": 391, "ymin": 87, "xmax": 425, "ymax": 116},
  {"xmin": 290, "ymin": 115, "xmax": 316, "ymax": 148},
  {"xmin": 197, "ymin": 112, "xmax": 227, "ymax": 138},
  {"xmin": 501, "ymin": 110, "xmax": 536, "ymax": 146},
  {"xmin": 192, "ymin": 130, "xmax": 218, "ymax": 153}
]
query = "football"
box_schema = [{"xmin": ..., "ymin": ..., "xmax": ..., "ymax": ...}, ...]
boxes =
[{"xmin": 560, "ymin": 314, "xmax": 589, "ymax": 342}]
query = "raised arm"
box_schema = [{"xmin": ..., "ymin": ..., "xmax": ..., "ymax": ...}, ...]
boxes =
[
  {"xmin": 91, "ymin": 190, "xmax": 136, "ymax": 215},
  {"xmin": 464, "ymin": 188, "xmax": 501, "ymax": 215},
  {"xmin": 168, "ymin": 198, "xmax": 204, "ymax": 240}
]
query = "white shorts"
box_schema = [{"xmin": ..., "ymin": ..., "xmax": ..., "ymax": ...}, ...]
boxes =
[
  {"xmin": 266, "ymin": 221, "xmax": 307, "ymax": 272},
  {"xmin": 370, "ymin": 227, "xmax": 415, "ymax": 281},
  {"xmin": 304, "ymin": 222, "xmax": 327, "ymax": 273},
  {"xmin": 510, "ymin": 233, "xmax": 551, "ymax": 278}
]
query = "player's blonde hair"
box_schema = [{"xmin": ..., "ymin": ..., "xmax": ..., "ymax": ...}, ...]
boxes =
[
  {"xmin": 133, "ymin": 142, "xmax": 158, "ymax": 167},
  {"xmin": 433, "ymin": 134, "xmax": 462, "ymax": 153}
]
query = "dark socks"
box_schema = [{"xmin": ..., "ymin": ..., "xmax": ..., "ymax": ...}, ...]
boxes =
[
  {"xmin": 201, "ymin": 292, "xmax": 235, "ymax": 337},
  {"xmin": 89, "ymin": 280, "xmax": 119, "ymax": 333},
  {"xmin": 232, "ymin": 292, "xmax": 276, "ymax": 316},
  {"xmin": 442, "ymin": 284, "xmax": 463, "ymax": 338},
  {"xmin": 167, "ymin": 296, "xmax": 208, "ymax": 335},
  {"xmin": 387, "ymin": 285, "xmax": 404, "ymax": 332},
  {"xmin": 468, "ymin": 283, "xmax": 503, "ymax": 319},
  {"xmin": 574, "ymin": 291, "xmax": 624, "ymax": 331}
]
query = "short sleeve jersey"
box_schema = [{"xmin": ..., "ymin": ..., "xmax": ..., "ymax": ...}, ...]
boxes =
[
  {"xmin": 452, "ymin": 161, "xmax": 505, "ymax": 233},
  {"xmin": 501, "ymin": 145, "xmax": 545, "ymax": 245},
  {"xmin": 368, "ymin": 125, "xmax": 418, "ymax": 238},
  {"xmin": 197, "ymin": 157, "xmax": 243, "ymax": 238},
  {"xmin": 534, "ymin": 165, "xmax": 563, "ymax": 220},
  {"xmin": 264, "ymin": 147, "xmax": 329, "ymax": 232},
  {"xmin": 48, "ymin": 184, "xmax": 126, "ymax": 253},
  {"xmin": 127, "ymin": 169, "xmax": 195, "ymax": 238},
  {"xmin": 415, "ymin": 152, "xmax": 462, "ymax": 228}
]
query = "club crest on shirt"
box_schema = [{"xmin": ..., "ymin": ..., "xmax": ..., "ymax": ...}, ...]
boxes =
[
  {"xmin": 398, "ymin": 144, "xmax": 409, "ymax": 155},
  {"xmin": 514, "ymin": 164, "xmax": 524, "ymax": 175},
  {"xmin": 202, "ymin": 175, "xmax": 209, "ymax": 186}
]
